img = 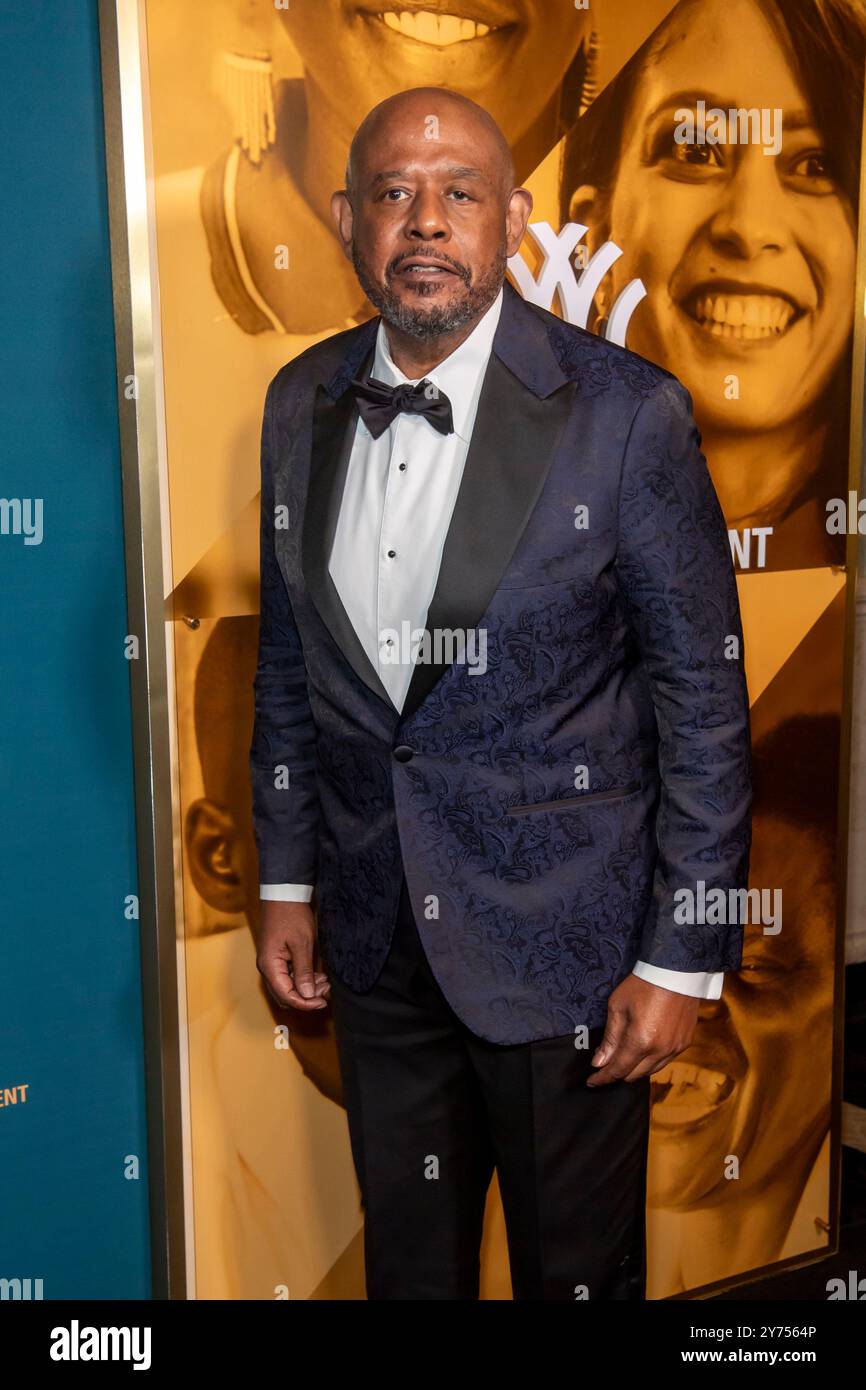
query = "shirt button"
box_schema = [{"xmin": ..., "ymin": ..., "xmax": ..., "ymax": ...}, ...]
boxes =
[
  {"xmin": 398, "ymin": 462, "xmax": 407, "ymax": 471},
  {"xmin": 393, "ymin": 745, "xmax": 414, "ymax": 763},
  {"xmin": 387, "ymin": 549, "xmax": 396, "ymax": 559}
]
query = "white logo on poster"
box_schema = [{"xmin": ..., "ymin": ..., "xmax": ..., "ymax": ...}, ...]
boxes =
[{"xmin": 508, "ymin": 222, "xmax": 646, "ymax": 346}]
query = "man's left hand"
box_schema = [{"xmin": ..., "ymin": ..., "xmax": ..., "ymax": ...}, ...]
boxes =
[{"xmin": 585, "ymin": 975, "xmax": 700, "ymax": 1087}]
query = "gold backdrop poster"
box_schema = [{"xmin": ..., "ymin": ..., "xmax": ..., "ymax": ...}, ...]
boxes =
[{"xmin": 130, "ymin": 0, "xmax": 862, "ymax": 1298}]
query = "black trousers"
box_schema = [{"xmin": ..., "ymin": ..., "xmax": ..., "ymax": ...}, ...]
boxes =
[{"xmin": 327, "ymin": 876, "xmax": 651, "ymax": 1300}]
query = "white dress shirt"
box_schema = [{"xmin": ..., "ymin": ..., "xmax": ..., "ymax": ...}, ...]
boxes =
[{"xmin": 260, "ymin": 286, "xmax": 723, "ymax": 1001}]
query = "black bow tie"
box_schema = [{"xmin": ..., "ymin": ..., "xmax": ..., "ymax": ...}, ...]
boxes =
[{"xmin": 349, "ymin": 374, "xmax": 454, "ymax": 440}]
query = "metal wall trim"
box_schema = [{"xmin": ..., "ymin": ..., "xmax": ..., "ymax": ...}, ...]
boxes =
[{"xmin": 96, "ymin": 0, "xmax": 191, "ymax": 1301}]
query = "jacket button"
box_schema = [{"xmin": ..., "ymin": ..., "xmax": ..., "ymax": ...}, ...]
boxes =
[{"xmin": 393, "ymin": 745, "xmax": 414, "ymax": 763}]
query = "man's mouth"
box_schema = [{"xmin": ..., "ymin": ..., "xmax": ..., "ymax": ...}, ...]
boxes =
[
  {"xmin": 650, "ymin": 1059, "xmax": 736, "ymax": 1128},
  {"xmin": 681, "ymin": 286, "xmax": 803, "ymax": 342},
  {"xmin": 363, "ymin": 9, "xmax": 507, "ymax": 46},
  {"xmin": 395, "ymin": 257, "xmax": 461, "ymax": 278}
]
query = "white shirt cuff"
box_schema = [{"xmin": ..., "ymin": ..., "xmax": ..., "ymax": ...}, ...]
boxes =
[
  {"xmin": 632, "ymin": 960, "xmax": 724, "ymax": 999},
  {"xmin": 253, "ymin": 908, "xmax": 724, "ymax": 997},
  {"xmin": 259, "ymin": 883, "xmax": 314, "ymax": 903}
]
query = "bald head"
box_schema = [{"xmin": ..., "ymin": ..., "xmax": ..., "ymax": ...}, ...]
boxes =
[
  {"xmin": 344, "ymin": 87, "xmax": 515, "ymax": 207},
  {"xmin": 332, "ymin": 86, "xmax": 531, "ymax": 348}
]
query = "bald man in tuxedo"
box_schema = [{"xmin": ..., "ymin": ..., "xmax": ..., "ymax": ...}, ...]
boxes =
[{"xmin": 250, "ymin": 87, "xmax": 752, "ymax": 1300}]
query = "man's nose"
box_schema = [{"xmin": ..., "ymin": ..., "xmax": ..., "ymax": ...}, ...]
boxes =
[{"xmin": 405, "ymin": 188, "xmax": 451, "ymax": 240}]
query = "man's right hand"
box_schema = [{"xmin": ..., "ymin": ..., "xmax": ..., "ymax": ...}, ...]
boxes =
[{"xmin": 256, "ymin": 900, "xmax": 330, "ymax": 1012}]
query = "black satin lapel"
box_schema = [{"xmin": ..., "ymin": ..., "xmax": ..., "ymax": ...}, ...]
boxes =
[
  {"xmin": 302, "ymin": 371, "xmax": 397, "ymax": 714},
  {"xmin": 401, "ymin": 355, "xmax": 577, "ymax": 722}
]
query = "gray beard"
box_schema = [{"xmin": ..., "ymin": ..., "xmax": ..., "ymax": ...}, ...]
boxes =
[{"xmin": 352, "ymin": 248, "xmax": 506, "ymax": 342}]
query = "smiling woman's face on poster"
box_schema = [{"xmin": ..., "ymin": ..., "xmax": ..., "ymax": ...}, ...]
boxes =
[
  {"xmin": 277, "ymin": 0, "xmax": 590, "ymax": 152},
  {"xmin": 566, "ymin": 0, "xmax": 862, "ymax": 547}
]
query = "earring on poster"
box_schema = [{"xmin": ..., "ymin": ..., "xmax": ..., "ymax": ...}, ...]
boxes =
[
  {"xmin": 556, "ymin": 28, "xmax": 600, "ymax": 137},
  {"xmin": 579, "ymin": 29, "xmax": 600, "ymax": 118},
  {"xmin": 214, "ymin": 48, "xmax": 277, "ymax": 166}
]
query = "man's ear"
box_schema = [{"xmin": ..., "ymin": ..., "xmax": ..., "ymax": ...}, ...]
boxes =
[
  {"xmin": 185, "ymin": 798, "xmax": 246, "ymax": 913},
  {"xmin": 505, "ymin": 186, "xmax": 533, "ymax": 257},
  {"xmin": 330, "ymin": 190, "xmax": 354, "ymax": 261}
]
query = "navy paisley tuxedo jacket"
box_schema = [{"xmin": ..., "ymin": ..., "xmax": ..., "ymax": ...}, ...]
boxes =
[{"xmin": 249, "ymin": 278, "xmax": 752, "ymax": 1045}]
